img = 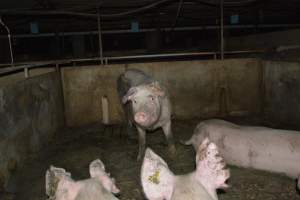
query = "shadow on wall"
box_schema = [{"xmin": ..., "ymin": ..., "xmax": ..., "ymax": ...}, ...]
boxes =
[
  {"xmin": 0, "ymin": 71, "xmax": 64, "ymax": 192},
  {"xmin": 263, "ymin": 61, "xmax": 300, "ymax": 129}
]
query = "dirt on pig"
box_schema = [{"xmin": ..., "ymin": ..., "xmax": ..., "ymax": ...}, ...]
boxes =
[{"xmin": 8, "ymin": 118, "xmax": 300, "ymax": 200}]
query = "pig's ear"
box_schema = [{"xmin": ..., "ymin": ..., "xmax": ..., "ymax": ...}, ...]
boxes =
[
  {"xmin": 195, "ymin": 138, "xmax": 230, "ymax": 190},
  {"xmin": 141, "ymin": 148, "xmax": 175, "ymax": 200},
  {"xmin": 122, "ymin": 87, "xmax": 137, "ymax": 104},
  {"xmin": 45, "ymin": 165, "xmax": 72, "ymax": 198},
  {"xmin": 110, "ymin": 178, "xmax": 121, "ymax": 194},
  {"xmin": 100, "ymin": 176, "xmax": 121, "ymax": 194},
  {"xmin": 89, "ymin": 159, "xmax": 120, "ymax": 194},
  {"xmin": 89, "ymin": 159, "xmax": 105, "ymax": 178},
  {"xmin": 149, "ymin": 81, "xmax": 166, "ymax": 97}
]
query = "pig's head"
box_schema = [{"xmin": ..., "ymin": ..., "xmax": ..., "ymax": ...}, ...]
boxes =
[
  {"xmin": 45, "ymin": 165, "xmax": 72, "ymax": 198},
  {"xmin": 122, "ymin": 81, "xmax": 165, "ymax": 128},
  {"xmin": 141, "ymin": 148, "xmax": 175, "ymax": 200},
  {"xmin": 45, "ymin": 166, "xmax": 81, "ymax": 200},
  {"xmin": 89, "ymin": 159, "xmax": 120, "ymax": 194},
  {"xmin": 195, "ymin": 138, "xmax": 230, "ymax": 200}
]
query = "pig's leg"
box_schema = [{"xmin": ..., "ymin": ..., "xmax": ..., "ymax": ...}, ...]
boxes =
[
  {"xmin": 127, "ymin": 119, "xmax": 136, "ymax": 140},
  {"xmin": 136, "ymin": 126, "xmax": 146, "ymax": 161},
  {"xmin": 124, "ymin": 105, "xmax": 137, "ymax": 140},
  {"xmin": 162, "ymin": 121, "xmax": 176, "ymax": 156}
]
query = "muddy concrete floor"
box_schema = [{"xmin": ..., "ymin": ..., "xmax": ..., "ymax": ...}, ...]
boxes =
[{"xmin": 11, "ymin": 118, "xmax": 300, "ymax": 200}]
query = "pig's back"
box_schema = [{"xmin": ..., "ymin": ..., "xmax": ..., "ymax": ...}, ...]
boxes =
[
  {"xmin": 201, "ymin": 119, "xmax": 300, "ymax": 178},
  {"xmin": 171, "ymin": 174, "xmax": 214, "ymax": 200},
  {"xmin": 123, "ymin": 69, "xmax": 154, "ymax": 87}
]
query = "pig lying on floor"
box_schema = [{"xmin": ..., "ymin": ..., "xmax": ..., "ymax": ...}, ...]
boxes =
[
  {"xmin": 45, "ymin": 159, "xmax": 120, "ymax": 200},
  {"xmin": 182, "ymin": 119, "xmax": 300, "ymax": 179},
  {"xmin": 141, "ymin": 138, "xmax": 230, "ymax": 200}
]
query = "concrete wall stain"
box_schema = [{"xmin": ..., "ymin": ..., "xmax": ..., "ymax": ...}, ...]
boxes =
[
  {"xmin": 0, "ymin": 71, "xmax": 64, "ymax": 192},
  {"xmin": 62, "ymin": 59, "xmax": 262, "ymax": 127}
]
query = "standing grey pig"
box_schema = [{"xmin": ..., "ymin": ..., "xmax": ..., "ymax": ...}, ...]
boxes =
[
  {"xmin": 141, "ymin": 138, "xmax": 230, "ymax": 200},
  {"xmin": 45, "ymin": 159, "xmax": 120, "ymax": 200},
  {"xmin": 117, "ymin": 69, "xmax": 176, "ymax": 161}
]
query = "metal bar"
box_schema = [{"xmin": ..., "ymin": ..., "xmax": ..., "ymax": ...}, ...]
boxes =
[
  {"xmin": 1, "ymin": 24, "xmax": 300, "ymax": 39},
  {"xmin": 0, "ymin": 50, "xmax": 266, "ymax": 70},
  {"xmin": 97, "ymin": 8, "xmax": 104, "ymax": 65},
  {"xmin": 0, "ymin": 18, "xmax": 14, "ymax": 66},
  {"xmin": 220, "ymin": 0, "xmax": 224, "ymax": 60}
]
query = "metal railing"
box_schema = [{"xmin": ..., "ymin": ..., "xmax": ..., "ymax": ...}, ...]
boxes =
[{"xmin": 0, "ymin": 49, "xmax": 265, "ymax": 77}]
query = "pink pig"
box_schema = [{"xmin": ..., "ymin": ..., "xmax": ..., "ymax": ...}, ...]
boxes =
[
  {"xmin": 141, "ymin": 138, "xmax": 230, "ymax": 200},
  {"xmin": 45, "ymin": 159, "xmax": 120, "ymax": 200}
]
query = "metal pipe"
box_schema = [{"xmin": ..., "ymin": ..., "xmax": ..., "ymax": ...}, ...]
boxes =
[
  {"xmin": 2, "ymin": 24, "xmax": 299, "ymax": 39},
  {"xmin": 0, "ymin": 50, "xmax": 266, "ymax": 68},
  {"xmin": 0, "ymin": 0, "xmax": 174, "ymax": 19},
  {"xmin": 172, "ymin": 0, "xmax": 184, "ymax": 29},
  {"xmin": 97, "ymin": 8, "xmax": 104, "ymax": 64},
  {"xmin": 0, "ymin": 50, "xmax": 265, "ymax": 75},
  {"xmin": 220, "ymin": 0, "xmax": 224, "ymax": 60},
  {"xmin": 0, "ymin": 17, "xmax": 14, "ymax": 66}
]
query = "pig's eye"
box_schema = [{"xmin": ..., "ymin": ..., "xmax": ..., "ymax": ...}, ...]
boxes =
[
  {"xmin": 133, "ymin": 100, "xmax": 137, "ymax": 104},
  {"xmin": 149, "ymin": 95, "xmax": 155, "ymax": 101}
]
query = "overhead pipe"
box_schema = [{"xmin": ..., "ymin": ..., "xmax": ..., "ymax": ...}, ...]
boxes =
[
  {"xmin": 1, "ymin": 24, "xmax": 299, "ymax": 39},
  {"xmin": 0, "ymin": 17, "xmax": 14, "ymax": 66},
  {"xmin": 0, "ymin": 0, "xmax": 174, "ymax": 19},
  {"xmin": 0, "ymin": 0, "xmax": 261, "ymax": 20}
]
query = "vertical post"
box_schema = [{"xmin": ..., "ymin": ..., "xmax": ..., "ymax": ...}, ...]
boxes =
[
  {"xmin": 0, "ymin": 18, "xmax": 14, "ymax": 66},
  {"xmin": 97, "ymin": 8, "xmax": 104, "ymax": 65},
  {"xmin": 220, "ymin": 0, "xmax": 224, "ymax": 60},
  {"xmin": 62, "ymin": 32, "xmax": 65, "ymax": 57},
  {"xmin": 55, "ymin": 63, "xmax": 59, "ymax": 72},
  {"xmin": 24, "ymin": 67, "xmax": 29, "ymax": 78}
]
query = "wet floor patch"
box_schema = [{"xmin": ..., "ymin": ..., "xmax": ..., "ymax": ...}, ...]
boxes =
[{"xmin": 9, "ymin": 119, "xmax": 300, "ymax": 200}]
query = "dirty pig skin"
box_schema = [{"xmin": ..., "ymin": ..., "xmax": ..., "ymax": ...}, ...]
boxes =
[
  {"xmin": 45, "ymin": 159, "xmax": 120, "ymax": 200},
  {"xmin": 117, "ymin": 68, "xmax": 176, "ymax": 161},
  {"xmin": 182, "ymin": 119, "xmax": 300, "ymax": 179},
  {"xmin": 141, "ymin": 138, "xmax": 230, "ymax": 200}
]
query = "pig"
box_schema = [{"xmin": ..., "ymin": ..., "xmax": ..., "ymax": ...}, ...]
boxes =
[
  {"xmin": 117, "ymin": 69, "xmax": 176, "ymax": 161},
  {"xmin": 182, "ymin": 119, "xmax": 300, "ymax": 179},
  {"xmin": 141, "ymin": 138, "xmax": 230, "ymax": 200},
  {"xmin": 45, "ymin": 159, "xmax": 120, "ymax": 200}
]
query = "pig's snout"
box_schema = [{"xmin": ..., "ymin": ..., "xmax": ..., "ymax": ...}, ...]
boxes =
[{"xmin": 134, "ymin": 112, "xmax": 148, "ymax": 124}]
